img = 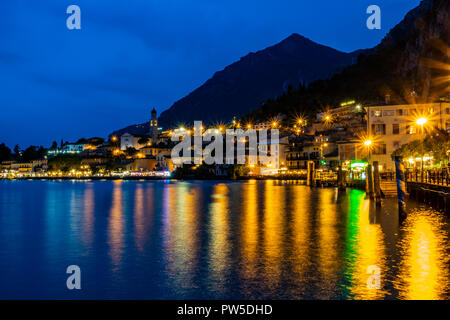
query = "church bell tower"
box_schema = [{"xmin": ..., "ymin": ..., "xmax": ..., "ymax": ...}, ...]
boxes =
[{"xmin": 150, "ymin": 108, "xmax": 158, "ymax": 143}]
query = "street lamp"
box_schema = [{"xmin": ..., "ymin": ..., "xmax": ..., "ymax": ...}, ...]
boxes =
[
  {"xmin": 363, "ymin": 139, "xmax": 374, "ymax": 197},
  {"xmin": 416, "ymin": 117, "xmax": 427, "ymax": 126},
  {"xmin": 416, "ymin": 117, "xmax": 428, "ymax": 182},
  {"xmin": 364, "ymin": 139, "xmax": 373, "ymax": 161}
]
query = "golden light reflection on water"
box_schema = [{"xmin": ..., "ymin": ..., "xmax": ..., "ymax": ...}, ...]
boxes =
[
  {"xmin": 262, "ymin": 180, "xmax": 285, "ymax": 291},
  {"xmin": 163, "ymin": 183, "xmax": 201, "ymax": 292},
  {"xmin": 396, "ymin": 211, "xmax": 450, "ymax": 300},
  {"xmin": 240, "ymin": 180, "xmax": 259, "ymax": 289},
  {"xmin": 316, "ymin": 189, "xmax": 340, "ymax": 298},
  {"xmin": 100, "ymin": 181, "xmax": 450, "ymax": 299},
  {"xmin": 108, "ymin": 181, "xmax": 124, "ymax": 267},
  {"xmin": 290, "ymin": 185, "xmax": 311, "ymax": 283},
  {"xmin": 344, "ymin": 190, "xmax": 387, "ymax": 300},
  {"xmin": 207, "ymin": 184, "xmax": 230, "ymax": 293}
]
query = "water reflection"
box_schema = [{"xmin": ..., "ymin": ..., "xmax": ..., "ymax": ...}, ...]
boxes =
[
  {"xmin": 396, "ymin": 210, "xmax": 450, "ymax": 300},
  {"xmin": 262, "ymin": 180, "xmax": 285, "ymax": 295},
  {"xmin": 207, "ymin": 184, "xmax": 231, "ymax": 295},
  {"xmin": 344, "ymin": 190, "xmax": 387, "ymax": 300},
  {"xmin": 1, "ymin": 180, "xmax": 450, "ymax": 299},
  {"xmin": 133, "ymin": 184, "xmax": 147, "ymax": 251},
  {"xmin": 162, "ymin": 183, "xmax": 201, "ymax": 294},
  {"xmin": 108, "ymin": 181, "xmax": 124, "ymax": 267},
  {"xmin": 82, "ymin": 184, "xmax": 95, "ymax": 248},
  {"xmin": 289, "ymin": 184, "xmax": 312, "ymax": 298},
  {"xmin": 241, "ymin": 180, "xmax": 259, "ymax": 277},
  {"xmin": 317, "ymin": 189, "xmax": 339, "ymax": 299}
]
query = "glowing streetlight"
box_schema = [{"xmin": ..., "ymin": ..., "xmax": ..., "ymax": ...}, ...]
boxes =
[
  {"xmin": 416, "ymin": 117, "xmax": 428, "ymax": 181},
  {"xmin": 416, "ymin": 117, "xmax": 428, "ymax": 126},
  {"xmin": 364, "ymin": 139, "xmax": 372, "ymax": 147}
]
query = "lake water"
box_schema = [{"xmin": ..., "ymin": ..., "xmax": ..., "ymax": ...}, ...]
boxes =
[{"xmin": 0, "ymin": 180, "xmax": 449, "ymax": 300}]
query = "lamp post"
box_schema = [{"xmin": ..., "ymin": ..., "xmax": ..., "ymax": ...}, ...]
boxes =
[
  {"xmin": 364, "ymin": 139, "xmax": 374, "ymax": 198},
  {"xmin": 364, "ymin": 139, "xmax": 372, "ymax": 160},
  {"xmin": 416, "ymin": 117, "xmax": 427, "ymax": 182}
]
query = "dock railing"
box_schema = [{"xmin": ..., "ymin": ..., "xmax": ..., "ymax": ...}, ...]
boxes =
[{"xmin": 405, "ymin": 168, "xmax": 450, "ymax": 186}]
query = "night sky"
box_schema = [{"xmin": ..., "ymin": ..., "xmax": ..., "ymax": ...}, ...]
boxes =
[{"xmin": 0, "ymin": 0, "xmax": 421, "ymax": 147}]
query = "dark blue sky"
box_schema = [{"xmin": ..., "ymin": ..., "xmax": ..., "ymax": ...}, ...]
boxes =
[{"xmin": 0, "ymin": 0, "xmax": 420, "ymax": 147}]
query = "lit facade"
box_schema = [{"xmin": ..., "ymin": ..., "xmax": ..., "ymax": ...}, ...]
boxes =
[{"xmin": 367, "ymin": 102, "xmax": 450, "ymax": 170}]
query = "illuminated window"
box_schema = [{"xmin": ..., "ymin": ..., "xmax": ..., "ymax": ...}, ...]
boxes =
[
  {"xmin": 371, "ymin": 110, "xmax": 382, "ymax": 117},
  {"xmin": 405, "ymin": 125, "xmax": 417, "ymax": 134}
]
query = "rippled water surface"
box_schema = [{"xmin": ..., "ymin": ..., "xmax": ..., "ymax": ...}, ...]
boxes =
[{"xmin": 0, "ymin": 180, "xmax": 449, "ymax": 299}]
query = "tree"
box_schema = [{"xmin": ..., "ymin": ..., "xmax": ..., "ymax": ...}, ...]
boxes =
[
  {"xmin": 13, "ymin": 145, "xmax": 21, "ymax": 161},
  {"xmin": 138, "ymin": 137, "xmax": 150, "ymax": 145},
  {"xmin": 392, "ymin": 130, "xmax": 450, "ymax": 166},
  {"xmin": 228, "ymin": 164, "xmax": 250, "ymax": 179},
  {"xmin": 0, "ymin": 143, "xmax": 12, "ymax": 161},
  {"xmin": 125, "ymin": 147, "xmax": 137, "ymax": 156},
  {"xmin": 47, "ymin": 155, "xmax": 82, "ymax": 172},
  {"xmin": 76, "ymin": 138, "xmax": 88, "ymax": 144},
  {"xmin": 51, "ymin": 141, "xmax": 58, "ymax": 149},
  {"xmin": 22, "ymin": 146, "xmax": 46, "ymax": 162}
]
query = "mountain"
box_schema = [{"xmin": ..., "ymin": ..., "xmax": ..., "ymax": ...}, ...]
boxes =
[
  {"xmin": 244, "ymin": 0, "xmax": 450, "ymax": 121},
  {"xmin": 157, "ymin": 34, "xmax": 361, "ymax": 126}
]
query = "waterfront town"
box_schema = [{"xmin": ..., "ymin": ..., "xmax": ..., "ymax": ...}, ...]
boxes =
[
  {"xmin": 2, "ymin": 0, "xmax": 450, "ymax": 304},
  {"xmin": 1, "ymin": 97, "xmax": 449, "ymax": 183}
]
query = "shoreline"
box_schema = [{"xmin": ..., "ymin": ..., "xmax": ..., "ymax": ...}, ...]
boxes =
[{"xmin": 0, "ymin": 175, "xmax": 309, "ymax": 182}]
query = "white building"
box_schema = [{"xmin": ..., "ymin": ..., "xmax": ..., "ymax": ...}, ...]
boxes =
[
  {"xmin": 367, "ymin": 102, "xmax": 450, "ymax": 170},
  {"xmin": 120, "ymin": 133, "xmax": 147, "ymax": 151}
]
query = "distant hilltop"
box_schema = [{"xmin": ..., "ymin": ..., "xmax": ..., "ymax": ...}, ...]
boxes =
[
  {"xmin": 245, "ymin": 0, "xmax": 450, "ymax": 121},
  {"xmin": 111, "ymin": 33, "xmax": 361, "ymax": 135},
  {"xmin": 112, "ymin": 0, "xmax": 449, "ymax": 135},
  {"xmin": 157, "ymin": 33, "xmax": 361, "ymax": 126}
]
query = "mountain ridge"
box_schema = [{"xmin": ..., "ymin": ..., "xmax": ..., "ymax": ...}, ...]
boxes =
[
  {"xmin": 244, "ymin": 0, "xmax": 449, "ymax": 121},
  {"xmin": 157, "ymin": 32, "xmax": 361, "ymax": 127}
]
